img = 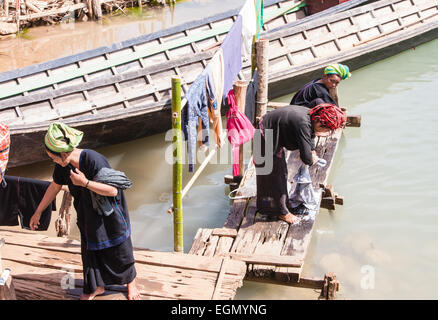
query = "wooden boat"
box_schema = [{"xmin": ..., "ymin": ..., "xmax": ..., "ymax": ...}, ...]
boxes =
[{"xmin": 0, "ymin": 0, "xmax": 420, "ymax": 167}]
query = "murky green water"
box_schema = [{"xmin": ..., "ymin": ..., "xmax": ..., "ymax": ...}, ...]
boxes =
[{"xmin": 4, "ymin": 1, "xmax": 438, "ymax": 300}]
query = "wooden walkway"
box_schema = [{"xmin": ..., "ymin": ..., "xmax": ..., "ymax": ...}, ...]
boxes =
[
  {"xmin": 189, "ymin": 126, "xmax": 344, "ymax": 294},
  {"xmin": 0, "ymin": 227, "xmax": 246, "ymax": 300}
]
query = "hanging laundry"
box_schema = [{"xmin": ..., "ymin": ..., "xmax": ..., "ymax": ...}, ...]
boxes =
[
  {"xmin": 288, "ymin": 164, "xmax": 318, "ymax": 215},
  {"xmin": 182, "ymin": 72, "xmax": 210, "ymax": 172},
  {"xmin": 0, "ymin": 123, "xmax": 10, "ymax": 188},
  {"xmin": 239, "ymin": 0, "xmax": 257, "ymax": 62},
  {"xmin": 0, "ymin": 176, "xmax": 56, "ymax": 230},
  {"xmin": 205, "ymin": 49, "xmax": 225, "ymax": 148},
  {"xmin": 226, "ymin": 90, "xmax": 255, "ymax": 176},
  {"xmin": 221, "ymin": 15, "xmax": 243, "ymax": 99},
  {"xmin": 245, "ymin": 69, "xmax": 258, "ymax": 124}
]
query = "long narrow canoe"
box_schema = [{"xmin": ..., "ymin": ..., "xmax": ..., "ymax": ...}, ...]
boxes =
[{"xmin": 1, "ymin": 0, "xmax": 404, "ymax": 167}]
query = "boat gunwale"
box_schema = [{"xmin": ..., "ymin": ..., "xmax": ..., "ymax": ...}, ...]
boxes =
[
  {"xmin": 10, "ymin": 16, "xmax": 438, "ymax": 135},
  {"xmin": 1, "ymin": 0, "xmax": 433, "ymax": 112}
]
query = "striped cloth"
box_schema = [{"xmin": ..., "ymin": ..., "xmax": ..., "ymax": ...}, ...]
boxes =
[
  {"xmin": 309, "ymin": 103, "xmax": 346, "ymax": 130},
  {"xmin": 45, "ymin": 122, "xmax": 83, "ymax": 153},
  {"xmin": 0, "ymin": 123, "xmax": 10, "ymax": 182},
  {"xmin": 324, "ymin": 63, "xmax": 351, "ymax": 80}
]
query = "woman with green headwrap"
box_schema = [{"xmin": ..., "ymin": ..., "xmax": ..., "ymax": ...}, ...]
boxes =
[
  {"xmin": 290, "ymin": 63, "xmax": 351, "ymax": 108},
  {"xmin": 30, "ymin": 122, "xmax": 140, "ymax": 300}
]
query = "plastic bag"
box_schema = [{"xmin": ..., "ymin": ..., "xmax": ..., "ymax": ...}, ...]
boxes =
[{"xmin": 289, "ymin": 164, "xmax": 318, "ymax": 213}]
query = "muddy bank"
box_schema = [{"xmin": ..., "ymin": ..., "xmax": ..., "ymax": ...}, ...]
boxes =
[{"xmin": 0, "ymin": 0, "xmax": 172, "ymax": 37}]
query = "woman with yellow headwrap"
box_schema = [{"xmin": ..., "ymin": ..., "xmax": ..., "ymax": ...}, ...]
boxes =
[
  {"xmin": 290, "ymin": 63, "xmax": 351, "ymax": 108},
  {"xmin": 30, "ymin": 122, "xmax": 140, "ymax": 300}
]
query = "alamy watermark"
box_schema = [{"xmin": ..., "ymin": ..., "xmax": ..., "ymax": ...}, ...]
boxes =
[
  {"xmin": 360, "ymin": 265, "xmax": 375, "ymax": 290},
  {"xmin": 164, "ymin": 128, "xmax": 274, "ymax": 175}
]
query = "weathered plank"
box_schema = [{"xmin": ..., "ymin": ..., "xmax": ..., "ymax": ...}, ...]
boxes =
[{"xmin": 0, "ymin": 228, "xmax": 246, "ymax": 300}]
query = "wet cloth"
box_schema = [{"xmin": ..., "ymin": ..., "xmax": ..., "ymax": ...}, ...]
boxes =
[
  {"xmin": 205, "ymin": 49, "xmax": 225, "ymax": 148},
  {"xmin": 45, "ymin": 122, "xmax": 84, "ymax": 153},
  {"xmin": 221, "ymin": 14, "xmax": 243, "ymax": 99},
  {"xmin": 289, "ymin": 164, "xmax": 318, "ymax": 214},
  {"xmin": 260, "ymin": 105, "xmax": 316, "ymax": 166},
  {"xmin": 90, "ymin": 167, "xmax": 132, "ymax": 217},
  {"xmin": 0, "ymin": 176, "xmax": 55, "ymax": 230},
  {"xmin": 182, "ymin": 72, "xmax": 210, "ymax": 172},
  {"xmin": 53, "ymin": 149, "xmax": 131, "ymax": 251},
  {"xmin": 0, "ymin": 123, "xmax": 10, "ymax": 188},
  {"xmin": 289, "ymin": 79, "xmax": 337, "ymax": 108}
]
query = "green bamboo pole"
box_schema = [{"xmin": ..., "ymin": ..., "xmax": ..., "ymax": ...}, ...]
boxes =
[{"xmin": 171, "ymin": 76, "xmax": 183, "ymax": 253}]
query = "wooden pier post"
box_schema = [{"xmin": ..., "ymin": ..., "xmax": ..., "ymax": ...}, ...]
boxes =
[
  {"xmin": 171, "ymin": 76, "xmax": 183, "ymax": 253},
  {"xmin": 56, "ymin": 191, "xmax": 73, "ymax": 237},
  {"xmin": 233, "ymin": 80, "xmax": 248, "ymax": 181},
  {"xmin": 255, "ymin": 39, "xmax": 269, "ymax": 123},
  {"xmin": 92, "ymin": 0, "xmax": 102, "ymax": 20}
]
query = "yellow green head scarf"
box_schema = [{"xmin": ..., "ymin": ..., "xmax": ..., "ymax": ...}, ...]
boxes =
[
  {"xmin": 45, "ymin": 122, "xmax": 83, "ymax": 153},
  {"xmin": 324, "ymin": 63, "xmax": 351, "ymax": 80}
]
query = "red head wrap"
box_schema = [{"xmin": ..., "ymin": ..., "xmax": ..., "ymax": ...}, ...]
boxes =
[{"xmin": 309, "ymin": 103, "xmax": 346, "ymax": 130}]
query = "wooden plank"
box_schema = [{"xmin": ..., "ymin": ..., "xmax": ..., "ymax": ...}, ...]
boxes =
[
  {"xmin": 211, "ymin": 257, "xmax": 229, "ymax": 300},
  {"xmin": 229, "ymin": 253, "xmax": 303, "ymax": 268},
  {"xmin": 0, "ymin": 228, "xmax": 246, "ymax": 276},
  {"xmin": 211, "ymin": 228, "xmax": 238, "ymax": 238}
]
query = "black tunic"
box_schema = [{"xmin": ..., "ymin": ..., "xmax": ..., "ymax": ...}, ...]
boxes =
[
  {"xmin": 53, "ymin": 149, "xmax": 136, "ymax": 294},
  {"xmin": 261, "ymin": 105, "xmax": 315, "ymax": 165},
  {"xmin": 255, "ymin": 105, "xmax": 316, "ymax": 217},
  {"xmin": 290, "ymin": 78, "xmax": 337, "ymax": 108}
]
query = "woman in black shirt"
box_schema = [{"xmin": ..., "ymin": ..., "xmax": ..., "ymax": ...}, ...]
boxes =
[
  {"xmin": 30, "ymin": 122, "xmax": 140, "ymax": 300},
  {"xmin": 290, "ymin": 63, "xmax": 351, "ymax": 108}
]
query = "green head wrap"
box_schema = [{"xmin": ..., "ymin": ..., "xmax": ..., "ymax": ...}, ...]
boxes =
[
  {"xmin": 45, "ymin": 122, "xmax": 83, "ymax": 153},
  {"xmin": 324, "ymin": 63, "xmax": 351, "ymax": 80}
]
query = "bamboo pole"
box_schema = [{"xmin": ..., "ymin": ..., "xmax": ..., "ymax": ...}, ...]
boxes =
[
  {"xmin": 255, "ymin": 38, "xmax": 269, "ymax": 122},
  {"xmin": 233, "ymin": 80, "xmax": 248, "ymax": 180},
  {"xmin": 171, "ymin": 76, "xmax": 183, "ymax": 253}
]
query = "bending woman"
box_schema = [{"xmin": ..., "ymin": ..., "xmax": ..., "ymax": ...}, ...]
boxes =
[
  {"xmin": 30, "ymin": 122, "xmax": 140, "ymax": 300},
  {"xmin": 255, "ymin": 104, "xmax": 346, "ymax": 224}
]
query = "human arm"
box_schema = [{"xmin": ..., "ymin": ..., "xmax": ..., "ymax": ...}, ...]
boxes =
[
  {"xmin": 30, "ymin": 181, "xmax": 62, "ymax": 230},
  {"xmin": 69, "ymin": 168, "xmax": 117, "ymax": 197}
]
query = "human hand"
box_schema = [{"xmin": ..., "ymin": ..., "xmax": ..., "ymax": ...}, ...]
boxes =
[
  {"xmin": 30, "ymin": 213, "xmax": 40, "ymax": 230},
  {"xmin": 70, "ymin": 168, "xmax": 88, "ymax": 187}
]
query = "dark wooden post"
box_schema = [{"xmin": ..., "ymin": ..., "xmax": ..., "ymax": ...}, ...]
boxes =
[
  {"xmin": 255, "ymin": 39, "xmax": 269, "ymax": 123},
  {"xmin": 320, "ymin": 272, "xmax": 340, "ymax": 300}
]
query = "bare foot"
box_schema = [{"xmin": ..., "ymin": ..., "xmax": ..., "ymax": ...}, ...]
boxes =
[
  {"xmin": 127, "ymin": 279, "xmax": 141, "ymax": 300},
  {"xmin": 278, "ymin": 213, "xmax": 300, "ymax": 224},
  {"xmin": 80, "ymin": 286, "xmax": 105, "ymax": 300}
]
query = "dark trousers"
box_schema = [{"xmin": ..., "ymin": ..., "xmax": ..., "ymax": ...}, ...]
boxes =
[{"xmin": 255, "ymin": 132, "xmax": 290, "ymax": 217}]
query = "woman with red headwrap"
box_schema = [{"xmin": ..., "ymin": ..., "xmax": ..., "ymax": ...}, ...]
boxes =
[{"xmin": 255, "ymin": 103, "xmax": 345, "ymax": 224}]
